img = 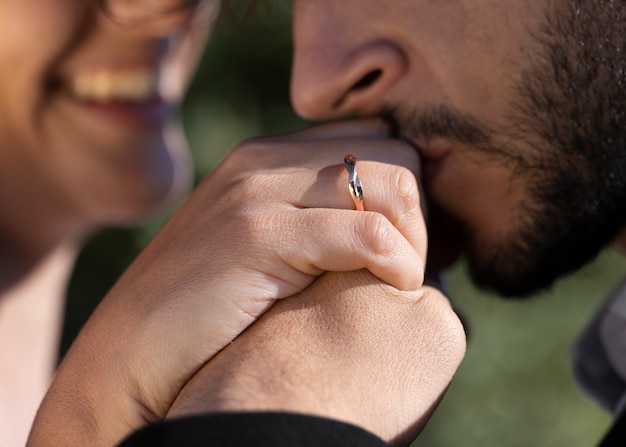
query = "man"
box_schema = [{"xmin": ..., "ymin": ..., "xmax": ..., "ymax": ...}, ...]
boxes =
[
  {"xmin": 153, "ymin": 0, "xmax": 625, "ymax": 444},
  {"xmin": 286, "ymin": 4, "xmax": 626, "ymax": 442},
  {"xmin": 34, "ymin": 0, "xmax": 626, "ymax": 445}
]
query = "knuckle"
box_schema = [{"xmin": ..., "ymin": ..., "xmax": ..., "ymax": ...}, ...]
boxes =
[
  {"xmin": 220, "ymin": 175, "xmax": 285, "ymax": 240},
  {"xmin": 440, "ymin": 308, "xmax": 467, "ymax": 361},
  {"xmin": 236, "ymin": 208, "xmax": 283, "ymax": 250},
  {"xmin": 360, "ymin": 213, "xmax": 400, "ymax": 259},
  {"xmin": 391, "ymin": 166, "xmax": 421, "ymax": 217},
  {"xmin": 218, "ymin": 173, "xmax": 268, "ymax": 212},
  {"xmin": 421, "ymin": 289, "xmax": 467, "ymax": 364},
  {"xmin": 235, "ymin": 173, "xmax": 267, "ymax": 200},
  {"xmin": 229, "ymin": 138, "xmax": 271, "ymax": 166},
  {"xmin": 229, "ymin": 136, "xmax": 291, "ymax": 170}
]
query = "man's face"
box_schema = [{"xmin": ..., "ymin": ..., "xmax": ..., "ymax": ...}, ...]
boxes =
[
  {"xmin": 0, "ymin": 0, "xmax": 217, "ymax": 228},
  {"xmin": 290, "ymin": 0, "xmax": 626, "ymax": 297}
]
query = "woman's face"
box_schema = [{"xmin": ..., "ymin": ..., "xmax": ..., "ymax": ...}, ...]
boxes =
[{"xmin": 0, "ymin": 0, "xmax": 217, "ymax": 227}]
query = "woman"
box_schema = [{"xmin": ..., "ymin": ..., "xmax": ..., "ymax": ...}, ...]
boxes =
[
  {"xmin": 2, "ymin": 1, "xmax": 445, "ymax": 445},
  {"xmin": 0, "ymin": 1, "xmax": 216, "ymax": 443}
]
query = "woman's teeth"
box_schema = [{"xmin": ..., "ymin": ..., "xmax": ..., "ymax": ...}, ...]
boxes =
[{"xmin": 68, "ymin": 70, "xmax": 158, "ymax": 102}]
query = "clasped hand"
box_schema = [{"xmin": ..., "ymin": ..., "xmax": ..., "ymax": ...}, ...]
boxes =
[{"xmin": 28, "ymin": 119, "xmax": 466, "ymax": 446}]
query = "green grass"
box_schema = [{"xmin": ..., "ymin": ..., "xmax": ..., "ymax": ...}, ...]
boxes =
[{"xmin": 417, "ymin": 250, "xmax": 625, "ymax": 446}]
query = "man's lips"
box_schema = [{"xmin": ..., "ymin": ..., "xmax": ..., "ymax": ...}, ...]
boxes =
[
  {"xmin": 408, "ymin": 137, "xmax": 452, "ymax": 159},
  {"xmin": 403, "ymin": 137, "xmax": 464, "ymax": 269},
  {"xmin": 405, "ymin": 137, "xmax": 452, "ymax": 185}
]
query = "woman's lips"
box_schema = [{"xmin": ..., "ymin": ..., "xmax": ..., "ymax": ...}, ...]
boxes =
[
  {"xmin": 55, "ymin": 66, "xmax": 173, "ymax": 127},
  {"xmin": 65, "ymin": 67, "xmax": 159, "ymax": 102},
  {"xmin": 69, "ymin": 97, "xmax": 173, "ymax": 127}
]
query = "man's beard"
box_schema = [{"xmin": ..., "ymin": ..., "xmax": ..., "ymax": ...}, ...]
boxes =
[{"xmin": 386, "ymin": 0, "xmax": 626, "ymax": 298}]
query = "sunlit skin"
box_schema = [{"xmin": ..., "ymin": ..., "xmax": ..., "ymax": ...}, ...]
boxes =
[{"xmin": 291, "ymin": 0, "xmax": 626, "ymax": 296}]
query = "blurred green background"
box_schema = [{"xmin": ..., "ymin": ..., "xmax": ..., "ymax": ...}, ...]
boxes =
[{"xmin": 62, "ymin": 2, "xmax": 622, "ymax": 446}]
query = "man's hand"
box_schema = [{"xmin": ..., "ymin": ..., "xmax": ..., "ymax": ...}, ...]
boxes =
[
  {"xmin": 168, "ymin": 270, "xmax": 466, "ymax": 447},
  {"xmin": 28, "ymin": 120, "xmax": 430, "ymax": 446}
]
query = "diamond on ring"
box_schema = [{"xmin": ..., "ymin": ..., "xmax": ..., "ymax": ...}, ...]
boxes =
[{"xmin": 344, "ymin": 154, "xmax": 364, "ymax": 211}]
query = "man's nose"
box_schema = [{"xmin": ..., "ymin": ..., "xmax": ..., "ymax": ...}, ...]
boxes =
[{"xmin": 291, "ymin": 28, "xmax": 407, "ymax": 121}]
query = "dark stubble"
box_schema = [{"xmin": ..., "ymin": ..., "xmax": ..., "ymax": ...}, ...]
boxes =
[{"xmin": 386, "ymin": 0, "xmax": 626, "ymax": 297}]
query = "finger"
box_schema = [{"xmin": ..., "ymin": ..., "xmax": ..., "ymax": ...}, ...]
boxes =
[
  {"xmin": 274, "ymin": 208, "xmax": 424, "ymax": 291},
  {"xmin": 295, "ymin": 138, "xmax": 420, "ymax": 175},
  {"xmin": 229, "ymin": 135, "xmax": 420, "ymax": 175},
  {"xmin": 282, "ymin": 160, "xmax": 427, "ymax": 263},
  {"xmin": 278, "ymin": 118, "xmax": 391, "ymax": 140},
  {"xmin": 358, "ymin": 161, "xmax": 427, "ymax": 263}
]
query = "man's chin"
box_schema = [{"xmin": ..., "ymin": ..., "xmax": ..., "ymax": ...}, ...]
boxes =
[
  {"xmin": 463, "ymin": 244, "xmax": 560, "ymax": 299},
  {"xmin": 426, "ymin": 204, "xmax": 554, "ymax": 298}
]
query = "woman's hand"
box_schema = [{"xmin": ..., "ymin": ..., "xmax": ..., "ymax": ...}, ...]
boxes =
[
  {"xmin": 166, "ymin": 270, "xmax": 467, "ymax": 447},
  {"xmin": 28, "ymin": 119, "xmax": 428, "ymax": 446}
]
